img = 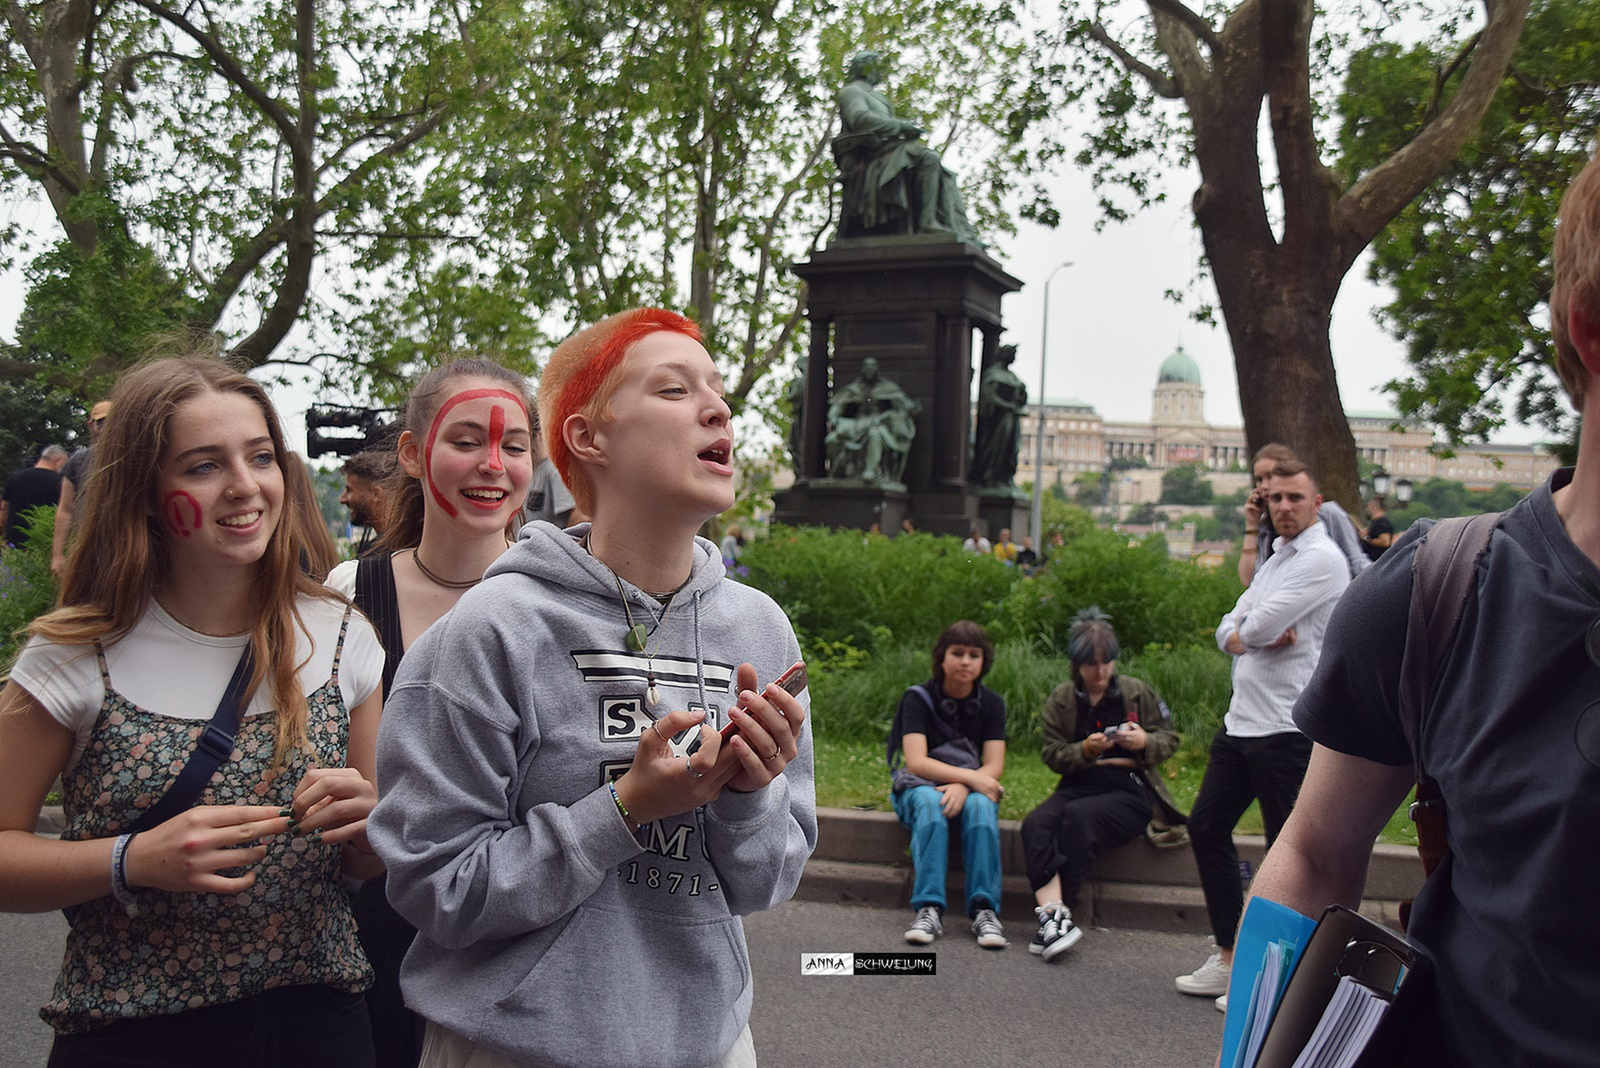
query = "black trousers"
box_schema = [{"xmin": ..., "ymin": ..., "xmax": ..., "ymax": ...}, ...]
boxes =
[
  {"xmin": 47, "ymin": 984, "xmax": 375, "ymax": 1068},
  {"xmin": 1020, "ymin": 765, "xmax": 1150, "ymax": 909},
  {"xmin": 352, "ymin": 874, "xmax": 425, "ymax": 1068},
  {"xmin": 1187, "ymin": 729, "xmax": 1313, "ymax": 949}
]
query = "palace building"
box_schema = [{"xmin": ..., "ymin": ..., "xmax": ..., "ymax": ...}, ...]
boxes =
[{"xmin": 1016, "ymin": 348, "xmax": 1558, "ymax": 503}]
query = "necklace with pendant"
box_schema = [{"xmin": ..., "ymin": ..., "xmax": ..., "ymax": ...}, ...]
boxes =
[
  {"xmin": 613, "ymin": 572, "xmax": 676, "ymax": 705},
  {"xmin": 583, "ymin": 534, "xmax": 679, "ymax": 705}
]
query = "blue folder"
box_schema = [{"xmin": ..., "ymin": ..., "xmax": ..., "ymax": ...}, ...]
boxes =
[{"xmin": 1218, "ymin": 898, "xmax": 1318, "ymax": 1068}]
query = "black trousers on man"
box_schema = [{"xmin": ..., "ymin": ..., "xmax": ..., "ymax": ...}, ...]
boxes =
[{"xmin": 1187, "ymin": 729, "xmax": 1313, "ymax": 949}]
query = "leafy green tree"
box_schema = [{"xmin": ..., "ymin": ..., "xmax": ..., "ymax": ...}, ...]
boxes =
[
  {"xmin": 1159, "ymin": 461, "xmax": 1213, "ymax": 505},
  {"xmin": 358, "ymin": 0, "xmax": 1057, "ymax": 416},
  {"xmin": 1036, "ymin": 0, "xmax": 1532, "ymax": 508},
  {"xmin": 1, "ymin": 0, "xmax": 513, "ymax": 387},
  {"xmin": 1339, "ymin": 0, "xmax": 1600, "ymax": 447}
]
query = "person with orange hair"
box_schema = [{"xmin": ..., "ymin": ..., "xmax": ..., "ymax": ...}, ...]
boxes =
[{"xmin": 370, "ymin": 309, "xmax": 816, "ymax": 1068}]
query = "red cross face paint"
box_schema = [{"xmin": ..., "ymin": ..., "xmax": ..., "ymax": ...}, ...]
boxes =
[
  {"xmin": 421, "ymin": 384, "xmax": 534, "ymax": 524},
  {"xmin": 163, "ymin": 491, "xmax": 202, "ymax": 538}
]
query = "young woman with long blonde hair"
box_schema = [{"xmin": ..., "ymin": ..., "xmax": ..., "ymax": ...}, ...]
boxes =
[{"xmin": 0, "ymin": 353, "xmax": 386, "ymax": 1066}]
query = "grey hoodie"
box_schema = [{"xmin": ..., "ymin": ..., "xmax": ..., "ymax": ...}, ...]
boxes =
[{"xmin": 368, "ymin": 523, "xmax": 817, "ymax": 1068}]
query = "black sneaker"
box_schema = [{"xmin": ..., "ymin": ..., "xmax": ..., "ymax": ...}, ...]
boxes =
[{"xmin": 1029, "ymin": 903, "xmax": 1082, "ymax": 962}]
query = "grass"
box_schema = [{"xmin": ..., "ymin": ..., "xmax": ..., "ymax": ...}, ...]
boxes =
[{"xmin": 813, "ymin": 736, "xmax": 1419, "ymax": 846}]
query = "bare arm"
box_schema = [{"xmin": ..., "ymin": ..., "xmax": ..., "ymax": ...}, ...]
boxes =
[
  {"xmin": 1246, "ymin": 744, "xmax": 1415, "ymax": 917},
  {"xmin": 50, "ymin": 479, "xmax": 75, "ymax": 575},
  {"xmin": 0, "ymin": 681, "xmax": 290, "ymax": 911},
  {"xmin": 902, "ymin": 733, "xmax": 1003, "ymax": 801}
]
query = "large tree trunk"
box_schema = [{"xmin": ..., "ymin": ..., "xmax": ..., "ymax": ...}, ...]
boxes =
[{"xmin": 1110, "ymin": 0, "xmax": 1533, "ymax": 511}]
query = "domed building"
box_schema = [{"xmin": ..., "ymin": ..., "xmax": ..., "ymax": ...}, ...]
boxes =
[{"xmin": 1016, "ymin": 348, "xmax": 1556, "ymax": 506}]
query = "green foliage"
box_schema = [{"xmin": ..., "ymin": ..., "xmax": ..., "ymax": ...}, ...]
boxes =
[
  {"xmin": 994, "ymin": 527, "xmax": 1242, "ymax": 653},
  {"xmin": 0, "ymin": 383, "xmax": 83, "ymax": 473},
  {"xmin": 1340, "ymin": 0, "xmax": 1600, "ymax": 444},
  {"xmin": 738, "ymin": 526, "xmax": 1017, "ymax": 656},
  {"xmin": 1159, "ymin": 462, "xmax": 1214, "ymax": 505},
  {"xmin": 1386, "ymin": 478, "xmax": 1529, "ymax": 530},
  {"xmin": 0, "ymin": 507, "xmax": 59, "ymax": 665},
  {"xmin": 805, "ymin": 633, "xmax": 1230, "ymax": 758}
]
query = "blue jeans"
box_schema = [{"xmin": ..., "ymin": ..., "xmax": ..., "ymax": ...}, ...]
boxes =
[{"xmin": 892, "ymin": 785, "xmax": 1002, "ymax": 918}]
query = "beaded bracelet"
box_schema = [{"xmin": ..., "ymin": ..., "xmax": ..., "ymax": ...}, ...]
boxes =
[
  {"xmin": 607, "ymin": 781, "xmax": 639, "ymax": 831},
  {"xmin": 110, "ymin": 832, "xmax": 139, "ymax": 913}
]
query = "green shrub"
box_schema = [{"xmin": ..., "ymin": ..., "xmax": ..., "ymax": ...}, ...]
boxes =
[
  {"xmin": 739, "ymin": 526, "xmax": 1016, "ymax": 655},
  {"xmin": 0, "ymin": 505, "xmax": 59, "ymax": 665},
  {"xmin": 806, "ymin": 633, "xmax": 1232, "ymax": 758},
  {"xmin": 993, "ymin": 526, "xmax": 1242, "ymax": 652}
]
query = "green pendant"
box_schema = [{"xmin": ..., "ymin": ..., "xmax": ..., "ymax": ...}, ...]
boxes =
[{"xmin": 626, "ymin": 622, "xmax": 649, "ymax": 652}]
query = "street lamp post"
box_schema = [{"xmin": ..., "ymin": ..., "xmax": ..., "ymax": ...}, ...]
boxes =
[{"xmin": 1030, "ymin": 261, "xmax": 1073, "ymax": 552}]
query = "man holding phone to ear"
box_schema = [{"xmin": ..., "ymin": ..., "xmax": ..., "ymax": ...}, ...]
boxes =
[{"xmin": 1177, "ymin": 458, "xmax": 1350, "ymax": 1001}]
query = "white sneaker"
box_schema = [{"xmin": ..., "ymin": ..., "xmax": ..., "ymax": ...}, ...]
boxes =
[
  {"xmin": 1215, "ymin": 994, "xmax": 1229, "ymax": 1013},
  {"xmin": 904, "ymin": 905, "xmax": 942, "ymax": 944},
  {"xmin": 1175, "ymin": 952, "xmax": 1231, "ymax": 997}
]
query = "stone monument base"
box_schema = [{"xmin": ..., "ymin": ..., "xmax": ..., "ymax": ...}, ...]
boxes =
[
  {"xmin": 772, "ymin": 481, "xmax": 910, "ymax": 533},
  {"xmin": 975, "ymin": 488, "xmax": 1030, "ymax": 542}
]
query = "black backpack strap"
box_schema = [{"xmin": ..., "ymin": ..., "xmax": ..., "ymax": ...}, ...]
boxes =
[
  {"xmin": 129, "ymin": 642, "xmax": 255, "ymax": 834},
  {"xmin": 887, "ymin": 684, "xmax": 950, "ymax": 770},
  {"xmin": 354, "ymin": 552, "xmax": 402, "ymax": 700},
  {"xmin": 1398, "ymin": 512, "xmax": 1500, "ymax": 898}
]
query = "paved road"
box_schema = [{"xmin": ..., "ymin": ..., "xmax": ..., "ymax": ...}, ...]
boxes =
[{"xmin": 2, "ymin": 902, "xmax": 1224, "ymax": 1067}]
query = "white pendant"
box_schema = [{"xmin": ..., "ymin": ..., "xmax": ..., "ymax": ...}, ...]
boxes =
[{"xmin": 647, "ymin": 683, "xmax": 661, "ymax": 706}]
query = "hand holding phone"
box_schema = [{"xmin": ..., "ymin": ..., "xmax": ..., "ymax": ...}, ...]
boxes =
[{"xmin": 719, "ymin": 661, "xmax": 807, "ymax": 740}]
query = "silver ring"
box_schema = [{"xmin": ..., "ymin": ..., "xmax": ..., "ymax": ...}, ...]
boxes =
[{"xmin": 684, "ymin": 755, "xmax": 704, "ymax": 779}]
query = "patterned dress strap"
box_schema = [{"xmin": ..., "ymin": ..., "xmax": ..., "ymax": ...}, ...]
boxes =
[
  {"xmin": 330, "ymin": 603, "xmax": 353, "ymax": 688},
  {"xmin": 93, "ymin": 641, "xmax": 110, "ymax": 687}
]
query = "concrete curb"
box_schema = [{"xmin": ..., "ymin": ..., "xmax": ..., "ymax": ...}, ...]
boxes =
[
  {"xmin": 36, "ymin": 804, "xmax": 1421, "ymax": 932},
  {"xmin": 799, "ymin": 807, "xmax": 1423, "ymax": 933}
]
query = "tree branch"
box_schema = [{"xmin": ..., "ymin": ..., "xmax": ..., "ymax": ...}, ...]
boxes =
[
  {"xmin": 1335, "ymin": 0, "xmax": 1533, "ymax": 268},
  {"xmin": 1263, "ymin": 0, "xmax": 1338, "ymax": 257},
  {"xmin": 127, "ymin": 0, "xmax": 299, "ymax": 150},
  {"xmin": 1087, "ymin": 22, "xmax": 1181, "ymax": 99},
  {"xmin": 1146, "ymin": 0, "xmax": 1222, "ymax": 52},
  {"xmin": 226, "ymin": 0, "xmax": 317, "ymax": 366}
]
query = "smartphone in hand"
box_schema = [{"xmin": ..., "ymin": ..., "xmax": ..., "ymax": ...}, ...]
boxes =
[{"xmin": 718, "ymin": 661, "xmax": 808, "ymax": 741}]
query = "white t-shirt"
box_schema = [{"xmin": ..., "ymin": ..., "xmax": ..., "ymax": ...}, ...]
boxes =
[{"xmin": 11, "ymin": 595, "xmax": 384, "ymax": 769}]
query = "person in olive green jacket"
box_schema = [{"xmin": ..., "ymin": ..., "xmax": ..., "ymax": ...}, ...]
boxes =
[{"xmin": 1020, "ymin": 609, "xmax": 1184, "ymax": 961}]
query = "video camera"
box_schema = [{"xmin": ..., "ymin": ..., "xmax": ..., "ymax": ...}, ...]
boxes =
[{"xmin": 305, "ymin": 405, "xmax": 398, "ymax": 459}]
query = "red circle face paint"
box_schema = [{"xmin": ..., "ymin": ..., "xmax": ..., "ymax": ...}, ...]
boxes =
[
  {"xmin": 163, "ymin": 491, "xmax": 202, "ymax": 538},
  {"xmin": 422, "ymin": 387, "xmax": 530, "ymax": 518}
]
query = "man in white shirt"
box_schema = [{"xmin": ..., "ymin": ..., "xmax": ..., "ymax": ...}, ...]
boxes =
[{"xmin": 1174, "ymin": 459, "xmax": 1350, "ymax": 1000}]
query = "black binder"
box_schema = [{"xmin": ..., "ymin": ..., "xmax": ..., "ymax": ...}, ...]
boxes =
[{"xmin": 1253, "ymin": 904, "xmax": 1423, "ymax": 1068}]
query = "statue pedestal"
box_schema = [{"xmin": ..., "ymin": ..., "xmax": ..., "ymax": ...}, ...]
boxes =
[
  {"xmin": 773, "ymin": 481, "xmax": 911, "ymax": 533},
  {"xmin": 776, "ymin": 238, "xmax": 1022, "ymax": 538},
  {"xmin": 975, "ymin": 488, "xmax": 1030, "ymax": 541}
]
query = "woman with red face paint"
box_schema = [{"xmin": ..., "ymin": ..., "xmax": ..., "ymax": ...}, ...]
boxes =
[
  {"xmin": 367, "ymin": 310, "xmax": 815, "ymax": 1068},
  {"xmin": 0, "ymin": 352, "xmax": 387, "ymax": 1067},
  {"xmin": 325, "ymin": 357, "xmax": 535, "ymax": 1068}
]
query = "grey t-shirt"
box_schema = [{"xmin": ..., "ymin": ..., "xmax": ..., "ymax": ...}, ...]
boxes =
[
  {"xmin": 518, "ymin": 457, "xmax": 576, "ymax": 527},
  {"xmin": 1293, "ymin": 469, "xmax": 1600, "ymax": 1065}
]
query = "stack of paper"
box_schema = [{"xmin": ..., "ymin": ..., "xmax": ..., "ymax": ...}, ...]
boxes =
[{"xmin": 1287, "ymin": 975, "xmax": 1390, "ymax": 1068}]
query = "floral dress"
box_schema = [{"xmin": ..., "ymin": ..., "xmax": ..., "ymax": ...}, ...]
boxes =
[{"xmin": 42, "ymin": 609, "xmax": 372, "ymax": 1034}]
